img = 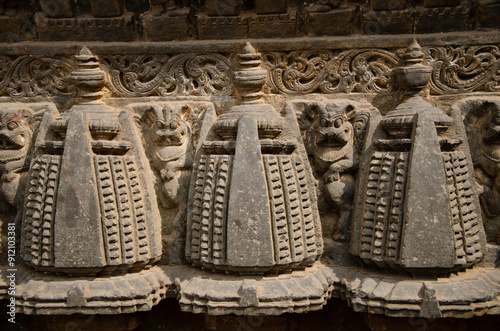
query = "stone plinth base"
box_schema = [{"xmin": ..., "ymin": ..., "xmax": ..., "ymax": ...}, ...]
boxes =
[
  {"xmin": 9, "ymin": 266, "xmax": 176, "ymax": 315},
  {"xmin": 329, "ymin": 242, "xmax": 500, "ymax": 319},
  {"xmin": 178, "ymin": 262, "xmax": 335, "ymax": 315},
  {"xmin": 3, "ymin": 255, "xmax": 500, "ymax": 318}
]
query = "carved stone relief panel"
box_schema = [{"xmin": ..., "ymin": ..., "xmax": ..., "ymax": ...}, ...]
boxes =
[
  {"xmin": 0, "ymin": 35, "xmax": 499, "ymax": 320},
  {"xmin": 128, "ymin": 101, "xmax": 212, "ymax": 264},
  {"xmin": 293, "ymin": 99, "xmax": 377, "ymax": 242},
  {"xmin": 351, "ymin": 41, "xmax": 486, "ymax": 274},
  {"xmin": 21, "ymin": 47, "xmax": 162, "ymax": 274},
  {"xmin": 185, "ymin": 43, "xmax": 323, "ymax": 273},
  {"xmin": 462, "ymin": 97, "xmax": 500, "ymax": 244},
  {"xmin": 0, "ymin": 102, "xmax": 58, "ymax": 263}
]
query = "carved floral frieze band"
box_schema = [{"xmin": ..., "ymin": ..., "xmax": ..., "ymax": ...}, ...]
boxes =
[
  {"xmin": 0, "ymin": 45, "xmax": 499, "ymax": 98},
  {"xmin": 0, "ymin": 55, "xmax": 76, "ymax": 97},
  {"xmin": 101, "ymin": 54, "xmax": 234, "ymax": 97}
]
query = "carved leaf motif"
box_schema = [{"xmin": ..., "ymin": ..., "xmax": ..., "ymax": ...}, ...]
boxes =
[
  {"xmin": 264, "ymin": 51, "xmax": 335, "ymax": 94},
  {"xmin": 101, "ymin": 55, "xmax": 169, "ymax": 97},
  {"xmin": 0, "ymin": 56, "xmax": 76, "ymax": 97},
  {"xmin": 102, "ymin": 54, "xmax": 234, "ymax": 97},
  {"xmin": 428, "ymin": 45, "xmax": 500, "ymax": 94},
  {"xmin": 264, "ymin": 50, "xmax": 399, "ymax": 94}
]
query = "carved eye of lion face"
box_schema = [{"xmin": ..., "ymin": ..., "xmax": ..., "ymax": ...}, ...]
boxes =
[
  {"xmin": 170, "ymin": 119, "xmax": 179, "ymax": 130},
  {"xmin": 156, "ymin": 121, "xmax": 166, "ymax": 130},
  {"xmin": 7, "ymin": 121, "xmax": 19, "ymax": 131},
  {"xmin": 333, "ymin": 117, "xmax": 343, "ymax": 128}
]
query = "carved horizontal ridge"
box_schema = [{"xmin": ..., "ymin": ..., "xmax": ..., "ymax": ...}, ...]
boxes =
[
  {"xmin": 22, "ymin": 155, "xmax": 62, "ymax": 267},
  {"xmin": 442, "ymin": 152, "xmax": 483, "ymax": 266},
  {"xmin": 94, "ymin": 155, "xmax": 152, "ymax": 270}
]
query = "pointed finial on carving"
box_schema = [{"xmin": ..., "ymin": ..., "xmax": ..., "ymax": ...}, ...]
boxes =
[
  {"xmin": 396, "ymin": 39, "xmax": 432, "ymax": 95},
  {"xmin": 78, "ymin": 46, "xmax": 92, "ymax": 57},
  {"xmin": 70, "ymin": 46, "xmax": 106, "ymax": 102},
  {"xmin": 242, "ymin": 42, "xmax": 256, "ymax": 55},
  {"xmin": 234, "ymin": 42, "xmax": 267, "ymax": 104},
  {"xmin": 404, "ymin": 39, "xmax": 424, "ymax": 66}
]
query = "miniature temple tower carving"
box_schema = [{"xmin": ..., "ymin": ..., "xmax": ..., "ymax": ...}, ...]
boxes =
[
  {"xmin": 351, "ymin": 40, "xmax": 486, "ymax": 273},
  {"xmin": 186, "ymin": 43, "xmax": 323, "ymax": 273},
  {"xmin": 20, "ymin": 47, "xmax": 162, "ymax": 274}
]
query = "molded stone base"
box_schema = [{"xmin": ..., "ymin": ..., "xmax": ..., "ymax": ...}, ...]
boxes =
[
  {"xmin": 178, "ymin": 262, "xmax": 335, "ymax": 315},
  {"xmin": 329, "ymin": 243, "xmax": 500, "ymax": 319},
  {"xmin": 4, "ymin": 256, "xmax": 500, "ymax": 317},
  {"xmin": 11, "ymin": 266, "xmax": 176, "ymax": 315}
]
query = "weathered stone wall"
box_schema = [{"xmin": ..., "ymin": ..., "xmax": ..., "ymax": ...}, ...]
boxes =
[{"xmin": 0, "ymin": 1, "xmax": 499, "ymax": 330}]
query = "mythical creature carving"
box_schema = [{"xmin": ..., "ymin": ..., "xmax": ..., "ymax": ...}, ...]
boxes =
[
  {"xmin": 304, "ymin": 100, "xmax": 369, "ymax": 241},
  {"xmin": 147, "ymin": 104, "xmax": 194, "ymax": 263},
  {"xmin": 463, "ymin": 99, "xmax": 500, "ymax": 242},
  {"xmin": 0, "ymin": 105, "xmax": 45, "ymax": 222}
]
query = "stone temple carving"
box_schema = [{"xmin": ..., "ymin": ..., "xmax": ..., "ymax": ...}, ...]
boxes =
[
  {"xmin": 0, "ymin": 104, "xmax": 56, "ymax": 224},
  {"xmin": 0, "ymin": 5, "xmax": 499, "ymax": 326},
  {"xmin": 21, "ymin": 47, "xmax": 162, "ymax": 274},
  {"xmin": 351, "ymin": 40, "xmax": 486, "ymax": 273},
  {"xmin": 186, "ymin": 42, "xmax": 322, "ymax": 273},
  {"xmin": 177, "ymin": 42, "xmax": 333, "ymax": 314},
  {"xmin": 462, "ymin": 98, "xmax": 500, "ymax": 243},
  {"xmin": 302, "ymin": 100, "xmax": 371, "ymax": 241},
  {"xmin": 148, "ymin": 103, "xmax": 193, "ymax": 263}
]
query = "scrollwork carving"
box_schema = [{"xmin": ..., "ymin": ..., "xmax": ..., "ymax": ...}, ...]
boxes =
[
  {"xmin": 428, "ymin": 45, "xmax": 500, "ymax": 93},
  {"xmin": 102, "ymin": 54, "xmax": 234, "ymax": 97},
  {"xmin": 0, "ymin": 55, "xmax": 76, "ymax": 97},
  {"xmin": 263, "ymin": 49, "xmax": 399, "ymax": 94}
]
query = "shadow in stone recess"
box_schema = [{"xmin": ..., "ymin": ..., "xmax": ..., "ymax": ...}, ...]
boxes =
[{"xmin": 2, "ymin": 298, "xmax": 500, "ymax": 331}]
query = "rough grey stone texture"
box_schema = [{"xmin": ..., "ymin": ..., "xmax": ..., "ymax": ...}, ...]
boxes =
[
  {"xmin": 178, "ymin": 261, "xmax": 335, "ymax": 315},
  {"xmin": 0, "ymin": 21, "xmax": 499, "ymax": 322},
  {"xmin": 185, "ymin": 43, "xmax": 323, "ymax": 274},
  {"xmin": 350, "ymin": 41, "xmax": 486, "ymax": 274},
  {"xmin": 20, "ymin": 47, "xmax": 162, "ymax": 275}
]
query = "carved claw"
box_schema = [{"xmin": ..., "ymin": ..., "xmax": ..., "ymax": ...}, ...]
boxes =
[
  {"xmin": 324, "ymin": 170, "xmax": 340, "ymax": 183},
  {"xmin": 333, "ymin": 232, "xmax": 350, "ymax": 242},
  {"xmin": 160, "ymin": 168, "xmax": 175, "ymax": 181},
  {"xmin": 2, "ymin": 170, "xmax": 19, "ymax": 183}
]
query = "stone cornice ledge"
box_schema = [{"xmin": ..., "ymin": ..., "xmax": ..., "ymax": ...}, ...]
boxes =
[{"xmin": 0, "ymin": 31, "xmax": 498, "ymax": 55}]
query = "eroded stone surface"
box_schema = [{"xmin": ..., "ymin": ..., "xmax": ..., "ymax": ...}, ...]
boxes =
[{"xmin": 0, "ymin": 6, "xmax": 499, "ymax": 323}]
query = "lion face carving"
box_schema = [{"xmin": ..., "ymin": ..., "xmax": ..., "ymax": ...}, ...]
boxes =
[
  {"xmin": 0, "ymin": 108, "xmax": 33, "ymax": 169},
  {"xmin": 464, "ymin": 100, "xmax": 500, "ymax": 222},
  {"xmin": 152, "ymin": 105, "xmax": 191, "ymax": 148},
  {"xmin": 310, "ymin": 103, "xmax": 355, "ymax": 172},
  {"xmin": 303, "ymin": 100, "xmax": 370, "ymax": 241}
]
